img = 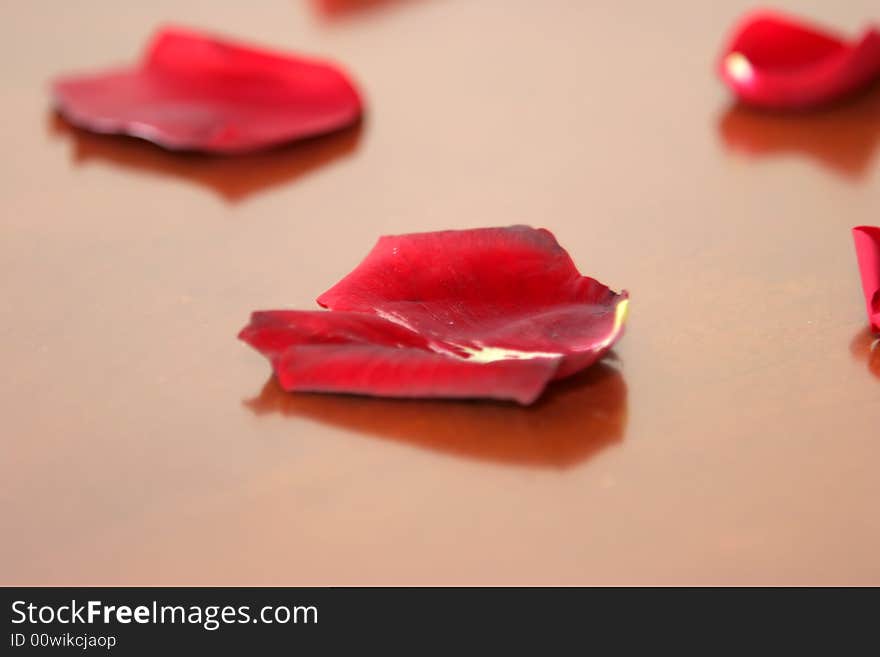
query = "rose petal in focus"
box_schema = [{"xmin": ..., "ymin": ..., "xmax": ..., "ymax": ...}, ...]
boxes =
[
  {"xmin": 240, "ymin": 226, "xmax": 628, "ymax": 405},
  {"xmin": 239, "ymin": 311, "xmax": 563, "ymax": 404},
  {"xmin": 275, "ymin": 344, "xmax": 562, "ymax": 405},
  {"xmin": 317, "ymin": 226, "xmax": 628, "ymax": 379}
]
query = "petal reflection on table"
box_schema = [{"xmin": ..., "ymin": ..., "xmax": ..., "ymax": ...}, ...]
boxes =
[
  {"xmin": 717, "ymin": 83, "xmax": 880, "ymax": 179},
  {"xmin": 850, "ymin": 326, "xmax": 880, "ymax": 379},
  {"xmin": 48, "ymin": 113, "xmax": 362, "ymax": 202},
  {"xmin": 312, "ymin": 0, "xmax": 420, "ymax": 21},
  {"xmin": 246, "ymin": 361, "xmax": 627, "ymax": 469}
]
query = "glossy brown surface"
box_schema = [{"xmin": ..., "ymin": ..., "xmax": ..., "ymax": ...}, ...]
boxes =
[{"xmin": 2, "ymin": 1, "xmax": 878, "ymax": 585}]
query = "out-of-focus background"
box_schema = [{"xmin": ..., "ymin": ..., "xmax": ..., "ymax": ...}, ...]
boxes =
[{"xmin": 1, "ymin": 0, "xmax": 878, "ymax": 585}]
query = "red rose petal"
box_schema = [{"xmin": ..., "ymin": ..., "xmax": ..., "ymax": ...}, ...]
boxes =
[
  {"xmin": 52, "ymin": 27, "xmax": 363, "ymax": 153},
  {"xmin": 239, "ymin": 310, "xmax": 432, "ymax": 361},
  {"xmin": 274, "ymin": 344, "xmax": 561, "ymax": 405},
  {"xmin": 317, "ymin": 226, "xmax": 628, "ymax": 379},
  {"xmin": 240, "ymin": 226, "xmax": 628, "ymax": 405},
  {"xmin": 853, "ymin": 226, "xmax": 880, "ymax": 333},
  {"xmin": 718, "ymin": 11, "xmax": 880, "ymax": 109}
]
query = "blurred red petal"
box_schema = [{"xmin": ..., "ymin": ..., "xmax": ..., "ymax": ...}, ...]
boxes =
[
  {"xmin": 240, "ymin": 226, "xmax": 628, "ymax": 405},
  {"xmin": 853, "ymin": 226, "xmax": 880, "ymax": 333},
  {"xmin": 718, "ymin": 11, "xmax": 880, "ymax": 109},
  {"xmin": 52, "ymin": 27, "xmax": 363, "ymax": 153}
]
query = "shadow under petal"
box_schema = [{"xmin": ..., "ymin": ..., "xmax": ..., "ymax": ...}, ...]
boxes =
[
  {"xmin": 245, "ymin": 362, "xmax": 627, "ymax": 469},
  {"xmin": 717, "ymin": 82, "xmax": 880, "ymax": 179},
  {"xmin": 48, "ymin": 112, "xmax": 363, "ymax": 203},
  {"xmin": 849, "ymin": 326, "xmax": 880, "ymax": 379}
]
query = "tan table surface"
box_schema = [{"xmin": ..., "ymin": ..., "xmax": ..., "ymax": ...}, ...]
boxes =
[{"xmin": 2, "ymin": 0, "xmax": 878, "ymax": 585}]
